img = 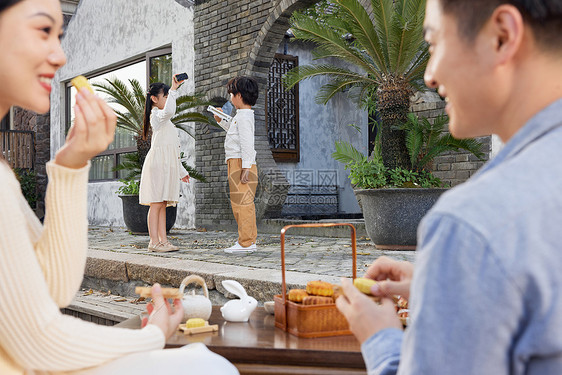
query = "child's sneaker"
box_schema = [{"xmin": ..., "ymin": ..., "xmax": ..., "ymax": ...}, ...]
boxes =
[{"xmin": 224, "ymin": 242, "xmax": 256, "ymax": 253}]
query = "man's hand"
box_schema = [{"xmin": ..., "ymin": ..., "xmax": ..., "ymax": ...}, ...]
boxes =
[
  {"xmin": 336, "ymin": 278, "xmax": 403, "ymax": 344},
  {"xmin": 143, "ymin": 284, "xmax": 184, "ymax": 339},
  {"xmin": 240, "ymin": 168, "xmax": 250, "ymax": 184},
  {"xmin": 365, "ymin": 256, "xmax": 414, "ymax": 300},
  {"xmin": 55, "ymin": 88, "xmax": 116, "ymax": 169}
]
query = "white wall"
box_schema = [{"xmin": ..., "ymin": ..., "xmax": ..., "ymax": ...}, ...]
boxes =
[
  {"xmin": 276, "ymin": 40, "xmax": 369, "ymax": 214},
  {"xmin": 51, "ymin": 0, "xmax": 196, "ymax": 228}
]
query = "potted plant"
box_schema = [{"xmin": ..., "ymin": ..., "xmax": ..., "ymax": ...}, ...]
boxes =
[
  {"xmin": 93, "ymin": 77, "xmax": 216, "ymax": 233},
  {"xmin": 333, "ymin": 113, "xmax": 484, "ymax": 249},
  {"xmin": 113, "ymin": 179, "xmax": 175, "ymax": 234}
]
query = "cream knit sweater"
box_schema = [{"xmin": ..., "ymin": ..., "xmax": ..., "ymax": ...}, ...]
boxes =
[{"xmin": 0, "ymin": 161, "xmax": 164, "ymax": 375}]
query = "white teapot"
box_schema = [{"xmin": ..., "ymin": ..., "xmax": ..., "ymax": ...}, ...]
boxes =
[{"xmin": 179, "ymin": 275, "xmax": 212, "ymax": 321}]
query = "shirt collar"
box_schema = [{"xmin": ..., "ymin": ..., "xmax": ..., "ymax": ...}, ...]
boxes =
[{"xmin": 477, "ymin": 98, "xmax": 562, "ymax": 175}]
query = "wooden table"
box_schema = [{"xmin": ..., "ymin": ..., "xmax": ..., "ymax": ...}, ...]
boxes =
[{"xmin": 119, "ymin": 306, "xmax": 366, "ymax": 375}]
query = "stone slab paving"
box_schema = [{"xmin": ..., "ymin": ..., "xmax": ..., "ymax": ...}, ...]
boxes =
[
  {"xmin": 88, "ymin": 227, "xmax": 415, "ymax": 277},
  {"xmin": 88, "ymin": 225, "xmax": 416, "ymax": 279}
]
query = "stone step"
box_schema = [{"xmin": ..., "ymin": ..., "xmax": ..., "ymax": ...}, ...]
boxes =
[
  {"xmin": 259, "ymin": 218, "xmax": 367, "ymax": 238},
  {"xmin": 83, "ymin": 248, "xmax": 346, "ymax": 305},
  {"xmin": 62, "ymin": 289, "xmax": 147, "ymax": 326}
]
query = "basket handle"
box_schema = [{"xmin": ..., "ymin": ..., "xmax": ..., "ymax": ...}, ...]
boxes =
[
  {"xmin": 279, "ymin": 223, "xmax": 357, "ymax": 330},
  {"xmin": 179, "ymin": 274, "xmax": 209, "ymax": 298}
]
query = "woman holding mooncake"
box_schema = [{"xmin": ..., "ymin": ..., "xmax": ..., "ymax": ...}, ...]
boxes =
[{"xmin": 0, "ymin": 0, "xmax": 237, "ymax": 374}]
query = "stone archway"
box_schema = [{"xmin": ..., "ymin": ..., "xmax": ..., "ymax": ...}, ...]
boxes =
[{"xmin": 193, "ymin": 0, "xmax": 372, "ymax": 228}]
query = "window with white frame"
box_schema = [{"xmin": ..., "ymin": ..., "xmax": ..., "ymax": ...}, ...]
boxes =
[{"xmin": 65, "ymin": 47, "xmax": 172, "ymax": 181}]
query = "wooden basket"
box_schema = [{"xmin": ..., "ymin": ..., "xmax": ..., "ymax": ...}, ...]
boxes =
[{"xmin": 274, "ymin": 223, "xmax": 357, "ymax": 338}]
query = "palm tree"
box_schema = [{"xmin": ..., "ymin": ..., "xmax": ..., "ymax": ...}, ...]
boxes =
[
  {"xmin": 285, "ymin": 0, "xmax": 428, "ymax": 170},
  {"xmin": 92, "ymin": 78, "xmax": 218, "ymax": 181}
]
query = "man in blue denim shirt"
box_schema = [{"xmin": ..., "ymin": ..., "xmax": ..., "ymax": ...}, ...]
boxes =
[{"xmin": 336, "ymin": 0, "xmax": 562, "ymax": 374}]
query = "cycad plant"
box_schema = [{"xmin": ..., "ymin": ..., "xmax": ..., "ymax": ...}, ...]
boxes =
[
  {"xmin": 285, "ymin": 0, "xmax": 428, "ymax": 170},
  {"xmin": 92, "ymin": 78, "xmax": 217, "ymax": 181},
  {"xmin": 332, "ymin": 113, "xmax": 485, "ymax": 188},
  {"xmin": 400, "ymin": 113, "xmax": 484, "ymax": 173}
]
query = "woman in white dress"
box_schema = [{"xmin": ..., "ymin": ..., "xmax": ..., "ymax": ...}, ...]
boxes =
[{"xmin": 139, "ymin": 76, "xmax": 189, "ymax": 252}]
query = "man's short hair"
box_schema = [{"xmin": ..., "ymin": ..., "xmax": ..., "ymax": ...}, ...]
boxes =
[
  {"xmin": 227, "ymin": 76, "xmax": 259, "ymax": 106},
  {"xmin": 440, "ymin": 0, "xmax": 562, "ymax": 52}
]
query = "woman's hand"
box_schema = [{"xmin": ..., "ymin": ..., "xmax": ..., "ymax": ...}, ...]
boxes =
[
  {"xmin": 365, "ymin": 256, "xmax": 414, "ymax": 300},
  {"xmin": 181, "ymin": 175, "xmax": 190, "ymax": 183},
  {"xmin": 142, "ymin": 284, "xmax": 184, "ymax": 340},
  {"xmin": 171, "ymin": 75, "xmax": 180, "ymax": 91},
  {"xmin": 54, "ymin": 88, "xmax": 116, "ymax": 169}
]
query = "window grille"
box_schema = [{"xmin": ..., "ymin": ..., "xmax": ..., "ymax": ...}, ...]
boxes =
[{"xmin": 266, "ymin": 54, "xmax": 299, "ymax": 162}]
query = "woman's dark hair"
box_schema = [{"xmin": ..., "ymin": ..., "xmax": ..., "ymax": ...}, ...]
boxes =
[
  {"xmin": 142, "ymin": 82, "xmax": 170, "ymax": 140},
  {"xmin": 0, "ymin": 0, "xmax": 23, "ymax": 14},
  {"xmin": 226, "ymin": 76, "xmax": 259, "ymax": 106}
]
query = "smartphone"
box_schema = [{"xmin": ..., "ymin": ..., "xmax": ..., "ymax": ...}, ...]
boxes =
[{"xmin": 175, "ymin": 72, "xmax": 188, "ymax": 82}]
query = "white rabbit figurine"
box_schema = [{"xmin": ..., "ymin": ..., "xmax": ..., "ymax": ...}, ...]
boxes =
[{"xmin": 220, "ymin": 280, "xmax": 258, "ymax": 322}]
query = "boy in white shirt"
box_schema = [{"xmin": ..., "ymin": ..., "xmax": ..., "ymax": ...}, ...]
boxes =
[{"xmin": 214, "ymin": 76, "xmax": 259, "ymax": 253}]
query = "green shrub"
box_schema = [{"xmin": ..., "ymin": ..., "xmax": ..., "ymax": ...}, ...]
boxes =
[
  {"xmin": 116, "ymin": 179, "xmax": 139, "ymax": 195},
  {"xmin": 14, "ymin": 168, "xmax": 37, "ymax": 208},
  {"xmin": 346, "ymin": 159, "xmax": 445, "ymax": 189}
]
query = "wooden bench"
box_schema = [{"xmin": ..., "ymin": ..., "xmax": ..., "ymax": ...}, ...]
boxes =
[{"xmin": 282, "ymin": 185, "xmax": 339, "ymax": 217}]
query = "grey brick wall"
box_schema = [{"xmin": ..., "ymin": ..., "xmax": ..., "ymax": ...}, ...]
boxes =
[{"xmin": 12, "ymin": 108, "xmax": 50, "ymax": 216}]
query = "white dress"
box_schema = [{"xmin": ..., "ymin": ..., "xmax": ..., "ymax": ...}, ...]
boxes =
[{"xmin": 139, "ymin": 90, "xmax": 188, "ymax": 207}]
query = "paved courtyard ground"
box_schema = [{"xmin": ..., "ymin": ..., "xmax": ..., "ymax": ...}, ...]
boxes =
[{"xmin": 88, "ymin": 225, "xmax": 417, "ymax": 278}]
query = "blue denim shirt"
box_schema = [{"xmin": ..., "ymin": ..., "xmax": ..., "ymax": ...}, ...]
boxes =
[{"xmin": 362, "ymin": 98, "xmax": 562, "ymax": 375}]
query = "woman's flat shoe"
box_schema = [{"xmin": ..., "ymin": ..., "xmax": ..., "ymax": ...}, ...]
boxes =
[
  {"xmin": 159, "ymin": 242, "xmax": 180, "ymax": 252},
  {"xmin": 148, "ymin": 242, "xmax": 177, "ymax": 252}
]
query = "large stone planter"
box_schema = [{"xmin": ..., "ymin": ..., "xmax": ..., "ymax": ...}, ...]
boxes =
[
  {"xmin": 118, "ymin": 195, "xmax": 177, "ymax": 234},
  {"xmin": 354, "ymin": 188, "xmax": 447, "ymax": 250}
]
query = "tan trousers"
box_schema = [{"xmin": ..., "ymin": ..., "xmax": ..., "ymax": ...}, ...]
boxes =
[{"xmin": 227, "ymin": 158, "xmax": 258, "ymax": 247}]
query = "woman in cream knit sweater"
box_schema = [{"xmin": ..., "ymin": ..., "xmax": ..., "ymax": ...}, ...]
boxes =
[{"xmin": 0, "ymin": 1, "xmax": 237, "ymax": 374}]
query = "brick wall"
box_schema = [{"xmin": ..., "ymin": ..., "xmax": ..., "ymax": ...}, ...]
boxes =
[
  {"xmin": 410, "ymin": 93, "xmax": 490, "ymax": 187},
  {"xmin": 12, "ymin": 108, "xmax": 50, "ymax": 216}
]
